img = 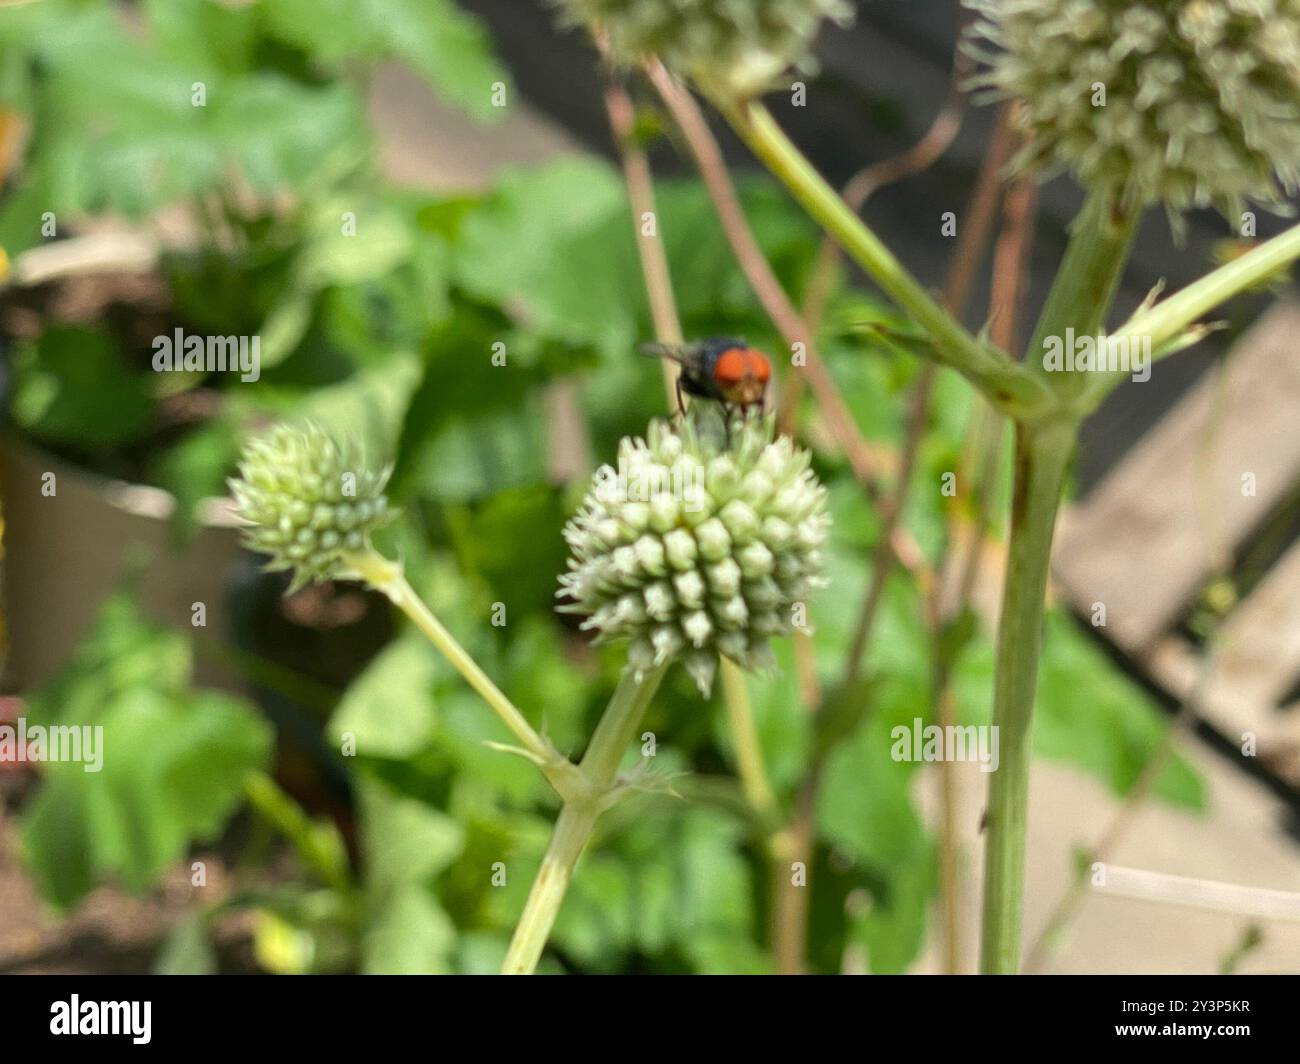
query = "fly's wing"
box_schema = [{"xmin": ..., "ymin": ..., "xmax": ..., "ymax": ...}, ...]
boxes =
[
  {"xmin": 637, "ymin": 342, "xmax": 688, "ymax": 364},
  {"xmin": 637, "ymin": 341, "xmax": 716, "ymax": 399}
]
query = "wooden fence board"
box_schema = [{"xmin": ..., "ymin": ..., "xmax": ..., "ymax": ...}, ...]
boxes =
[{"xmin": 1053, "ymin": 301, "xmax": 1300, "ymax": 653}]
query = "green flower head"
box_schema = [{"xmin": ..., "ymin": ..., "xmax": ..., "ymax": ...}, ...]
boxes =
[
  {"xmin": 967, "ymin": 0, "xmax": 1300, "ymax": 217},
  {"xmin": 558, "ymin": 408, "xmax": 830, "ymax": 695},
  {"xmin": 229, "ymin": 423, "xmax": 393, "ymax": 593},
  {"xmin": 554, "ymin": 0, "xmax": 853, "ymax": 100}
]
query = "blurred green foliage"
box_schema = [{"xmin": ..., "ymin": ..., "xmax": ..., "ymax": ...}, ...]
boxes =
[
  {"xmin": 4, "ymin": 0, "xmax": 1205, "ymax": 974},
  {"xmin": 20, "ymin": 593, "xmax": 272, "ymax": 909}
]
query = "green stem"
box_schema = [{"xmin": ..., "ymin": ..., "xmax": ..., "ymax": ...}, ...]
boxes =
[
  {"xmin": 243, "ymin": 771, "xmax": 352, "ymax": 895},
  {"xmin": 723, "ymin": 99, "xmax": 1053, "ymax": 419},
  {"xmin": 979, "ymin": 189, "xmax": 1139, "ymax": 973},
  {"xmin": 1025, "ymin": 187, "xmax": 1141, "ymax": 388},
  {"xmin": 580, "ymin": 664, "xmax": 668, "ymax": 784},
  {"xmin": 344, "ymin": 550, "xmax": 584, "ymax": 797},
  {"xmin": 499, "ymin": 802, "xmax": 598, "ymax": 976},
  {"xmin": 979, "ymin": 418, "xmax": 1076, "ymax": 974},
  {"xmin": 502, "ymin": 663, "xmax": 668, "ymax": 974},
  {"xmin": 1086, "ymin": 218, "xmax": 1300, "ymax": 407},
  {"xmin": 1120, "ymin": 220, "xmax": 1300, "ymax": 351},
  {"xmin": 719, "ymin": 659, "xmax": 778, "ymax": 818}
]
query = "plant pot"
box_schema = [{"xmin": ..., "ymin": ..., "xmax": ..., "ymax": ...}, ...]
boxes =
[{"xmin": 0, "ymin": 431, "xmax": 245, "ymax": 690}]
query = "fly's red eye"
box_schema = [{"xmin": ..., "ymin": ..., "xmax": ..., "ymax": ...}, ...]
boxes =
[
  {"xmin": 715, "ymin": 347, "xmax": 771, "ymax": 386},
  {"xmin": 713, "ymin": 349, "xmax": 748, "ymax": 385}
]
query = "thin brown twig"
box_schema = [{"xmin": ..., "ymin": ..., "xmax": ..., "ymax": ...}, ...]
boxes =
[
  {"xmin": 644, "ymin": 59, "xmax": 897, "ymax": 496},
  {"xmin": 822, "ymin": 54, "xmax": 996, "ymax": 693},
  {"xmin": 801, "ymin": 60, "xmax": 977, "ymax": 683},
  {"xmin": 936, "ymin": 173, "xmax": 1036, "ymax": 607},
  {"xmin": 776, "ymin": 62, "xmax": 978, "ymax": 971},
  {"xmin": 791, "ymin": 631, "xmax": 821, "ymax": 708},
  {"xmin": 768, "ymin": 33, "xmax": 985, "ymax": 975},
  {"xmin": 798, "ymin": 50, "xmax": 975, "ymax": 339},
  {"xmin": 940, "ymin": 157, "xmax": 1034, "ymax": 622},
  {"xmin": 843, "ymin": 112, "xmax": 1025, "ymax": 722},
  {"xmin": 780, "ymin": 18, "xmax": 974, "ymax": 441},
  {"xmin": 843, "ymin": 367, "xmax": 936, "ymax": 688},
  {"xmin": 779, "ymin": 369, "xmax": 929, "ymax": 969},
  {"xmin": 600, "ymin": 52, "xmax": 682, "ymax": 409},
  {"xmin": 836, "ymin": 155, "xmax": 1030, "ymax": 966},
  {"xmin": 986, "ymin": 175, "xmax": 1039, "ymax": 355},
  {"xmin": 942, "ymin": 102, "xmax": 1018, "ymax": 330},
  {"xmin": 948, "ymin": 170, "xmax": 1038, "ymax": 598}
]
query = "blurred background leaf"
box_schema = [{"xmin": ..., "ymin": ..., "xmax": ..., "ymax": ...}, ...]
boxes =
[{"xmin": 20, "ymin": 595, "xmax": 272, "ymax": 909}]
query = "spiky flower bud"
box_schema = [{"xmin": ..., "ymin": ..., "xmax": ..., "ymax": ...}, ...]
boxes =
[
  {"xmin": 558, "ymin": 409, "xmax": 829, "ymax": 695},
  {"xmin": 967, "ymin": 0, "xmax": 1300, "ymax": 216},
  {"xmin": 229, "ymin": 423, "xmax": 393, "ymax": 593},
  {"xmin": 554, "ymin": 0, "xmax": 853, "ymax": 100}
]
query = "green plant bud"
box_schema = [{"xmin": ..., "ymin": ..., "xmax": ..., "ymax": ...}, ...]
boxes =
[
  {"xmin": 230, "ymin": 423, "xmax": 393, "ymax": 593},
  {"xmin": 615, "ymin": 592, "xmax": 648, "ymax": 628},
  {"xmin": 651, "ymin": 623, "xmax": 685, "ymax": 662},
  {"xmin": 715, "ymin": 595, "xmax": 749, "ymax": 629},
  {"xmin": 644, "ymin": 580, "xmax": 676, "ymax": 621},
  {"xmin": 762, "ymin": 515, "xmax": 794, "ymax": 550},
  {"xmin": 707, "ymin": 557, "xmax": 743, "ymax": 598},
  {"xmin": 648, "ymin": 493, "xmax": 680, "ymax": 532},
  {"xmin": 695, "ymin": 517, "xmax": 732, "ymax": 562},
  {"xmin": 719, "ymin": 498, "xmax": 761, "ymax": 544},
  {"xmin": 673, "ymin": 570, "xmax": 708, "ymax": 610},
  {"xmin": 681, "ymin": 610, "xmax": 713, "ymax": 647},
  {"xmin": 553, "ymin": 0, "xmax": 853, "ymax": 100},
  {"xmin": 737, "ymin": 541, "xmax": 775, "ymax": 579},
  {"xmin": 610, "ymin": 545, "xmax": 640, "ymax": 583},
  {"xmin": 740, "ymin": 469, "xmax": 775, "ymax": 505},
  {"xmin": 633, "ymin": 534, "xmax": 668, "ymax": 576},
  {"xmin": 706, "ymin": 454, "xmax": 740, "ymax": 499},
  {"xmin": 559, "ymin": 408, "xmax": 829, "ymax": 694},
  {"xmin": 663, "ymin": 527, "xmax": 699, "ymax": 570},
  {"xmin": 594, "ymin": 518, "xmax": 623, "ymax": 547},
  {"xmin": 967, "ymin": 0, "xmax": 1300, "ymax": 216},
  {"xmin": 745, "ymin": 576, "xmax": 783, "ymax": 610},
  {"xmin": 619, "ymin": 501, "xmax": 651, "ymax": 534},
  {"xmin": 684, "ymin": 649, "xmax": 718, "ymax": 694}
]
